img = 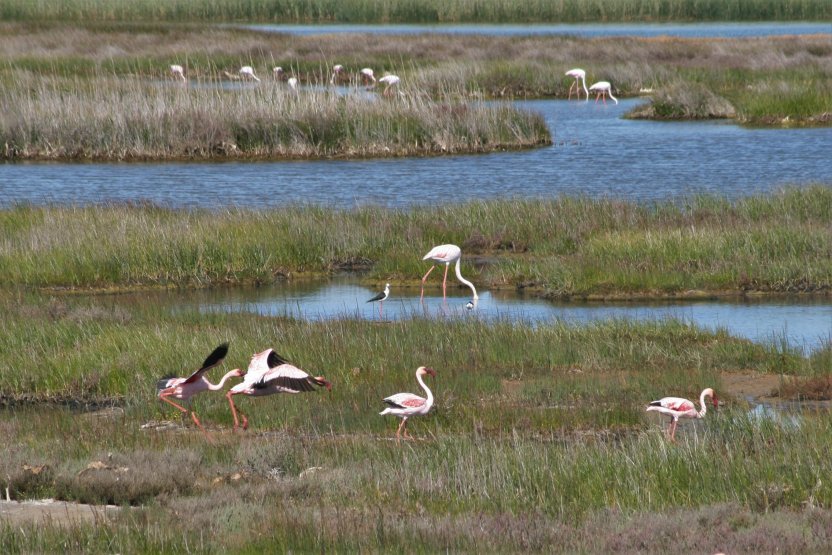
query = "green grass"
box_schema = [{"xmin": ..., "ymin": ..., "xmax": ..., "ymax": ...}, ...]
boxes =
[
  {"xmin": 0, "ymin": 72, "xmax": 549, "ymax": 161},
  {"xmin": 1, "ymin": 187, "xmax": 831, "ymax": 296},
  {"xmin": 1, "ymin": 291, "xmax": 832, "ymax": 551},
  {"xmin": 0, "ymin": 0, "xmax": 830, "ymax": 23}
]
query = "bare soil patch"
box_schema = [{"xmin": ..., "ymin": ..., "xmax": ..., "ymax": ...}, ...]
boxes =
[{"xmin": 0, "ymin": 498, "xmax": 120, "ymax": 526}]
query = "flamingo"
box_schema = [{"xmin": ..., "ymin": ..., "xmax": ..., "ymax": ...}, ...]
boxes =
[
  {"xmin": 156, "ymin": 343, "xmax": 242, "ymax": 435},
  {"xmin": 330, "ymin": 64, "xmax": 344, "ymax": 85},
  {"xmin": 226, "ymin": 348, "xmax": 331, "ymax": 431},
  {"xmin": 378, "ymin": 74, "xmax": 400, "ymax": 97},
  {"xmin": 239, "ymin": 66, "xmax": 260, "ymax": 82},
  {"xmin": 360, "ymin": 67, "xmax": 376, "ymax": 86},
  {"xmin": 421, "ymin": 244, "xmax": 479, "ymax": 302},
  {"xmin": 589, "ymin": 81, "xmax": 618, "ymax": 104},
  {"xmin": 379, "ymin": 366, "xmax": 436, "ymax": 442},
  {"xmin": 565, "ymin": 68, "xmax": 588, "ymax": 101},
  {"xmin": 646, "ymin": 388, "xmax": 718, "ymax": 441},
  {"xmin": 273, "ymin": 66, "xmax": 285, "ymax": 81},
  {"xmin": 287, "ymin": 76, "xmax": 299, "ymax": 93},
  {"xmin": 366, "ymin": 283, "xmax": 390, "ymax": 317},
  {"xmin": 170, "ymin": 64, "xmax": 187, "ymax": 82}
]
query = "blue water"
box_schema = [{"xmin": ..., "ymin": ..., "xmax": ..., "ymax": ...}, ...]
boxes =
[
  {"xmin": 2, "ymin": 99, "xmax": 830, "ymax": 208},
  {"xmin": 244, "ymin": 22, "xmax": 832, "ymax": 38},
  {"xmin": 102, "ymin": 279, "xmax": 832, "ymax": 353}
]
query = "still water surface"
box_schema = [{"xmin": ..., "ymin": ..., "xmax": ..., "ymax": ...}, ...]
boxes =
[
  {"xmin": 2, "ymin": 99, "xmax": 830, "ymax": 208},
  {"xmin": 103, "ymin": 279, "xmax": 831, "ymax": 353}
]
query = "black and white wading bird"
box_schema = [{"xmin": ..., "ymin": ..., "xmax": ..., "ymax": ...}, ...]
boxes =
[
  {"xmin": 156, "ymin": 343, "xmax": 242, "ymax": 437},
  {"xmin": 366, "ymin": 283, "xmax": 390, "ymax": 317}
]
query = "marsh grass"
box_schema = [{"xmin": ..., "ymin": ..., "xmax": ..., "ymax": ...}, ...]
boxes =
[
  {"xmin": 1, "ymin": 0, "xmax": 830, "ymax": 23},
  {"xmin": 1, "ymin": 292, "xmax": 831, "ymax": 550},
  {"xmin": 1, "ymin": 187, "xmax": 830, "ymax": 296},
  {"xmin": 0, "ymin": 72, "xmax": 549, "ymax": 161},
  {"xmin": 2, "ymin": 25, "xmax": 830, "ymax": 126}
]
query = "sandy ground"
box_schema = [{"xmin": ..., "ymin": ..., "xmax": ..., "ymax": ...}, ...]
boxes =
[
  {"xmin": 0, "ymin": 498, "xmax": 120, "ymax": 526},
  {"xmin": 720, "ymin": 371, "xmax": 782, "ymax": 402}
]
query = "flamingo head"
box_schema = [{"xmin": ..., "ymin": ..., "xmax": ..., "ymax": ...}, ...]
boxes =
[
  {"xmin": 703, "ymin": 387, "xmax": 717, "ymax": 409},
  {"xmin": 333, "ymin": 64, "xmax": 344, "ymax": 74},
  {"xmin": 314, "ymin": 376, "xmax": 332, "ymax": 391},
  {"xmin": 417, "ymin": 366, "xmax": 436, "ymax": 378},
  {"xmin": 232, "ymin": 368, "xmax": 245, "ymax": 378}
]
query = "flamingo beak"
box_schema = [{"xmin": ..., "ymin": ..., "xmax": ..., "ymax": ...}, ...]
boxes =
[
  {"xmin": 426, "ymin": 367, "xmax": 436, "ymax": 377},
  {"xmin": 713, "ymin": 394, "xmax": 719, "ymax": 410}
]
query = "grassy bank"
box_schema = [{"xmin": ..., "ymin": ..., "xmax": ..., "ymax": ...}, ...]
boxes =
[
  {"xmin": 1, "ymin": 24, "xmax": 829, "ymax": 127},
  {"xmin": 1, "ymin": 0, "xmax": 830, "ymax": 23},
  {"xmin": 0, "ymin": 73, "xmax": 549, "ymax": 161},
  {"xmin": 1, "ymin": 293, "xmax": 832, "ymax": 551},
  {"xmin": 1, "ymin": 187, "xmax": 831, "ymax": 297}
]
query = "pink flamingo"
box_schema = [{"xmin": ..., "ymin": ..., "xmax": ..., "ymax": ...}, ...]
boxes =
[
  {"xmin": 646, "ymin": 388, "xmax": 718, "ymax": 441},
  {"xmin": 360, "ymin": 67, "xmax": 376, "ymax": 86},
  {"xmin": 226, "ymin": 348, "xmax": 331, "ymax": 431},
  {"xmin": 366, "ymin": 283, "xmax": 390, "ymax": 317},
  {"xmin": 380, "ymin": 366, "xmax": 436, "ymax": 442},
  {"xmin": 565, "ymin": 68, "xmax": 588, "ymax": 100},
  {"xmin": 378, "ymin": 74, "xmax": 400, "ymax": 97},
  {"xmin": 170, "ymin": 64, "xmax": 187, "ymax": 82},
  {"xmin": 330, "ymin": 64, "xmax": 345, "ymax": 85},
  {"xmin": 239, "ymin": 66, "xmax": 260, "ymax": 82},
  {"xmin": 157, "ymin": 343, "xmax": 242, "ymax": 434},
  {"xmin": 589, "ymin": 81, "xmax": 618, "ymax": 104},
  {"xmin": 420, "ymin": 244, "xmax": 478, "ymax": 302}
]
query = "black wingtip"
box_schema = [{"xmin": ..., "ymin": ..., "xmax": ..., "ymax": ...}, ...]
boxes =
[
  {"xmin": 267, "ymin": 350, "xmax": 290, "ymax": 368},
  {"xmin": 649, "ymin": 400, "xmax": 662, "ymax": 407},
  {"xmin": 200, "ymin": 342, "xmax": 229, "ymax": 371}
]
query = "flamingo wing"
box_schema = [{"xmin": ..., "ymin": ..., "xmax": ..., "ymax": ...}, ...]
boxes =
[
  {"xmin": 383, "ymin": 393, "xmax": 426, "ymax": 409},
  {"xmin": 183, "ymin": 343, "xmax": 229, "ymax": 384},
  {"xmin": 423, "ymin": 244, "xmax": 460, "ymax": 263},
  {"xmin": 255, "ymin": 364, "xmax": 317, "ymax": 392},
  {"xmin": 650, "ymin": 397, "xmax": 695, "ymax": 412}
]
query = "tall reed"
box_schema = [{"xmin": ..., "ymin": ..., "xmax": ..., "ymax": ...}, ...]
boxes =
[
  {"xmin": 0, "ymin": 72, "xmax": 549, "ymax": 161},
  {"xmin": 1, "ymin": 0, "xmax": 829, "ymax": 23}
]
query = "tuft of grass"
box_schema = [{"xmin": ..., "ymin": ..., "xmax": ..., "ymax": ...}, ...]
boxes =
[{"xmin": 0, "ymin": 187, "xmax": 830, "ymax": 295}]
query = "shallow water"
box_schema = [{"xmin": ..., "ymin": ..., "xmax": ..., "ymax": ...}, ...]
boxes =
[
  {"xmin": 243, "ymin": 22, "xmax": 832, "ymax": 38},
  {"xmin": 2, "ymin": 99, "xmax": 830, "ymax": 208},
  {"xmin": 101, "ymin": 279, "xmax": 832, "ymax": 352}
]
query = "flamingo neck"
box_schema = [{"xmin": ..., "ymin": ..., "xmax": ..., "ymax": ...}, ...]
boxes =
[
  {"xmin": 697, "ymin": 390, "xmax": 710, "ymax": 418},
  {"xmin": 608, "ymin": 90, "xmax": 618, "ymax": 104},
  {"xmin": 416, "ymin": 373, "xmax": 433, "ymax": 406},
  {"xmin": 454, "ymin": 258, "xmax": 479, "ymax": 300},
  {"xmin": 208, "ymin": 370, "xmax": 241, "ymax": 391},
  {"xmin": 581, "ymin": 76, "xmax": 588, "ymax": 97}
]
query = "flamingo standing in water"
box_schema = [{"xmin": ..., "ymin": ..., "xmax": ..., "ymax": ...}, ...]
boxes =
[
  {"xmin": 170, "ymin": 64, "xmax": 187, "ymax": 82},
  {"xmin": 589, "ymin": 81, "xmax": 618, "ymax": 104},
  {"xmin": 646, "ymin": 388, "xmax": 718, "ymax": 441},
  {"xmin": 287, "ymin": 76, "xmax": 299, "ymax": 94},
  {"xmin": 156, "ymin": 343, "xmax": 242, "ymax": 435},
  {"xmin": 421, "ymin": 244, "xmax": 479, "ymax": 302},
  {"xmin": 380, "ymin": 366, "xmax": 436, "ymax": 442},
  {"xmin": 226, "ymin": 348, "xmax": 331, "ymax": 431},
  {"xmin": 273, "ymin": 66, "xmax": 285, "ymax": 81},
  {"xmin": 360, "ymin": 68, "xmax": 376, "ymax": 86},
  {"xmin": 367, "ymin": 283, "xmax": 390, "ymax": 317},
  {"xmin": 330, "ymin": 64, "xmax": 345, "ymax": 85},
  {"xmin": 239, "ymin": 66, "xmax": 260, "ymax": 82},
  {"xmin": 565, "ymin": 68, "xmax": 588, "ymax": 100},
  {"xmin": 378, "ymin": 74, "xmax": 400, "ymax": 97}
]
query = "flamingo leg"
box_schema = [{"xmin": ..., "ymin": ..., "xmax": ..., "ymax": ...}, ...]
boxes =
[
  {"xmin": 189, "ymin": 411, "xmax": 216, "ymax": 442},
  {"xmin": 395, "ymin": 417, "xmax": 409, "ymax": 443},
  {"xmin": 442, "ymin": 263, "xmax": 450, "ymax": 301},
  {"xmin": 568, "ymin": 81, "xmax": 575, "ymax": 100},
  {"xmin": 226, "ymin": 391, "xmax": 249, "ymax": 431},
  {"xmin": 160, "ymin": 392, "xmax": 189, "ymax": 415},
  {"xmin": 420, "ymin": 265, "xmax": 436, "ymax": 301},
  {"xmin": 670, "ymin": 419, "xmax": 678, "ymax": 441}
]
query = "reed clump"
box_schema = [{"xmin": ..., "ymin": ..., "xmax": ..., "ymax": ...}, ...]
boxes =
[
  {"xmin": 0, "ymin": 0, "xmax": 829, "ymax": 23},
  {"xmin": 0, "ymin": 73, "xmax": 549, "ymax": 162},
  {"xmin": 0, "ymin": 187, "xmax": 830, "ymax": 296}
]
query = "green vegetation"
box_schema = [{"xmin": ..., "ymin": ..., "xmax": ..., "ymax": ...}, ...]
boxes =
[
  {"xmin": 2, "ymin": 23, "xmax": 829, "ymax": 129},
  {"xmin": 0, "ymin": 0, "xmax": 830, "ymax": 23},
  {"xmin": 1, "ymin": 187, "xmax": 831, "ymax": 297},
  {"xmin": 0, "ymin": 73, "xmax": 549, "ymax": 161},
  {"xmin": 1, "ymin": 292, "xmax": 831, "ymax": 551}
]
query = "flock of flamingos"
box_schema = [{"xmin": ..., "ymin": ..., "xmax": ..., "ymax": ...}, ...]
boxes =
[
  {"xmin": 157, "ymin": 244, "xmax": 716, "ymax": 442},
  {"xmin": 168, "ymin": 63, "xmax": 618, "ymax": 103}
]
